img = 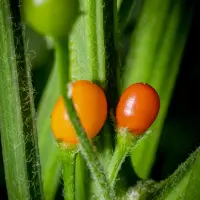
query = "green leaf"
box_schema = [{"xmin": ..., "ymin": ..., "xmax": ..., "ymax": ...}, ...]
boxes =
[
  {"xmin": 153, "ymin": 147, "xmax": 200, "ymax": 200},
  {"xmin": 121, "ymin": 0, "xmax": 193, "ymax": 179},
  {"xmin": 183, "ymin": 150, "xmax": 200, "ymax": 200},
  {"xmin": 161, "ymin": 173, "xmax": 191, "ymax": 200},
  {"xmin": 69, "ymin": 1, "xmax": 91, "ymax": 81},
  {"xmin": 124, "ymin": 147, "xmax": 200, "ymax": 200},
  {"xmin": 117, "ymin": 0, "xmax": 123, "ymax": 9},
  {"xmin": 37, "ymin": 66, "xmax": 60, "ymax": 199},
  {"xmin": 121, "ymin": 0, "xmax": 172, "ymax": 91},
  {"xmin": 118, "ymin": 0, "xmax": 136, "ymax": 35},
  {"xmin": 0, "ymin": 0, "xmax": 44, "ymax": 199}
]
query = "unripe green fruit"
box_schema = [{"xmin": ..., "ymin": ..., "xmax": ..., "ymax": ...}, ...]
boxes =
[{"xmin": 23, "ymin": 0, "xmax": 80, "ymax": 37}]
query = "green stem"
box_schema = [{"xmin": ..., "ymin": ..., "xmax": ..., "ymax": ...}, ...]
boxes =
[
  {"xmin": 108, "ymin": 131, "xmax": 150, "ymax": 187},
  {"xmin": 60, "ymin": 147, "xmax": 76, "ymax": 200},
  {"xmin": 96, "ymin": 0, "xmax": 106, "ymax": 88},
  {"xmin": 101, "ymin": 0, "xmax": 118, "ymax": 107},
  {"xmin": 87, "ymin": 0, "xmax": 99, "ymax": 82},
  {"xmin": 96, "ymin": 0, "xmax": 119, "ymax": 107},
  {"xmin": 0, "ymin": 0, "xmax": 44, "ymax": 199},
  {"xmin": 96, "ymin": 123, "xmax": 114, "ymax": 170},
  {"xmin": 75, "ymin": 153, "xmax": 89, "ymax": 200},
  {"xmin": 54, "ymin": 37, "xmax": 116, "ymax": 200}
]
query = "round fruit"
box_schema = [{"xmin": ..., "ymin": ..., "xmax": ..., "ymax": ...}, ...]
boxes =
[
  {"xmin": 23, "ymin": 0, "xmax": 80, "ymax": 36},
  {"xmin": 51, "ymin": 80, "xmax": 107, "ymax": 144},
  {"xmin": 116, "ymin": 83, "xmax": 160, "ymax": 135}
]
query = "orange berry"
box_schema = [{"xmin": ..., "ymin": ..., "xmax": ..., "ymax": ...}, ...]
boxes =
[
  {"xmin": 51, "ymin": 80, "xmax": 107, "ymax": 144},
  {"xmin": 116, "ymin": 83, "xmax": 160, "ymax": 135}
]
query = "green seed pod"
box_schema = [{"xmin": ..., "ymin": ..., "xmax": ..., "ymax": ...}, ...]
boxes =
[{"xmin": 23, "ymin": 0, "xmax": 80, "ymax": 37}]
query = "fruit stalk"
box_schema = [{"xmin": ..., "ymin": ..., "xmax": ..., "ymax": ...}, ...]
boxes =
[{"xmin": 108, "ymin": 131, "xmax": 149, "ymax": 187}]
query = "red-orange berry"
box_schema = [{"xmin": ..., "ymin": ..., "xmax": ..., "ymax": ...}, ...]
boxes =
[{"xmin": 116, "ymin": 83, "xmax": 160, "ymax": 135}]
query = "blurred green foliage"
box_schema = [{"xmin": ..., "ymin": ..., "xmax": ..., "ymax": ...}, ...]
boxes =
[{"xmin": 1, "ymin": 0, "xmax": 200, "ymax": 199}]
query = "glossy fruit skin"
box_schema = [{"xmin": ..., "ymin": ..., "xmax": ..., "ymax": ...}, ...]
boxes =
[
  {"xmin": 23, "ymin": 0, "xmax": 80, "ymax": 36},
  {"xmin": 116, "ymin": 83, "xmax": 160, "ymax": 135},
  {"xmin": 51, "ymin": 80, "xmax": 107, "ymax": 144}
]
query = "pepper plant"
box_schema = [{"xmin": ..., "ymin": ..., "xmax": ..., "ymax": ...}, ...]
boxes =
[{"xmin": 0, "ymin": 0, "xmax": 199, "ymax": 200}]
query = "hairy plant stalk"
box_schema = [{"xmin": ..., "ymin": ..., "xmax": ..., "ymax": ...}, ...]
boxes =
[
  {"xmin": 0, "ymin": 0, "xmax": 44, "ymax": 199},
  {"xmin": 54, "ymin": 37, "xmax": 116, "ymax": 200}
]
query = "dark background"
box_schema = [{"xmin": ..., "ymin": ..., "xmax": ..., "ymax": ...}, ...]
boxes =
[{"xmin": 0, "ymin": 1, "xmax": 200, "ymax": 199}]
